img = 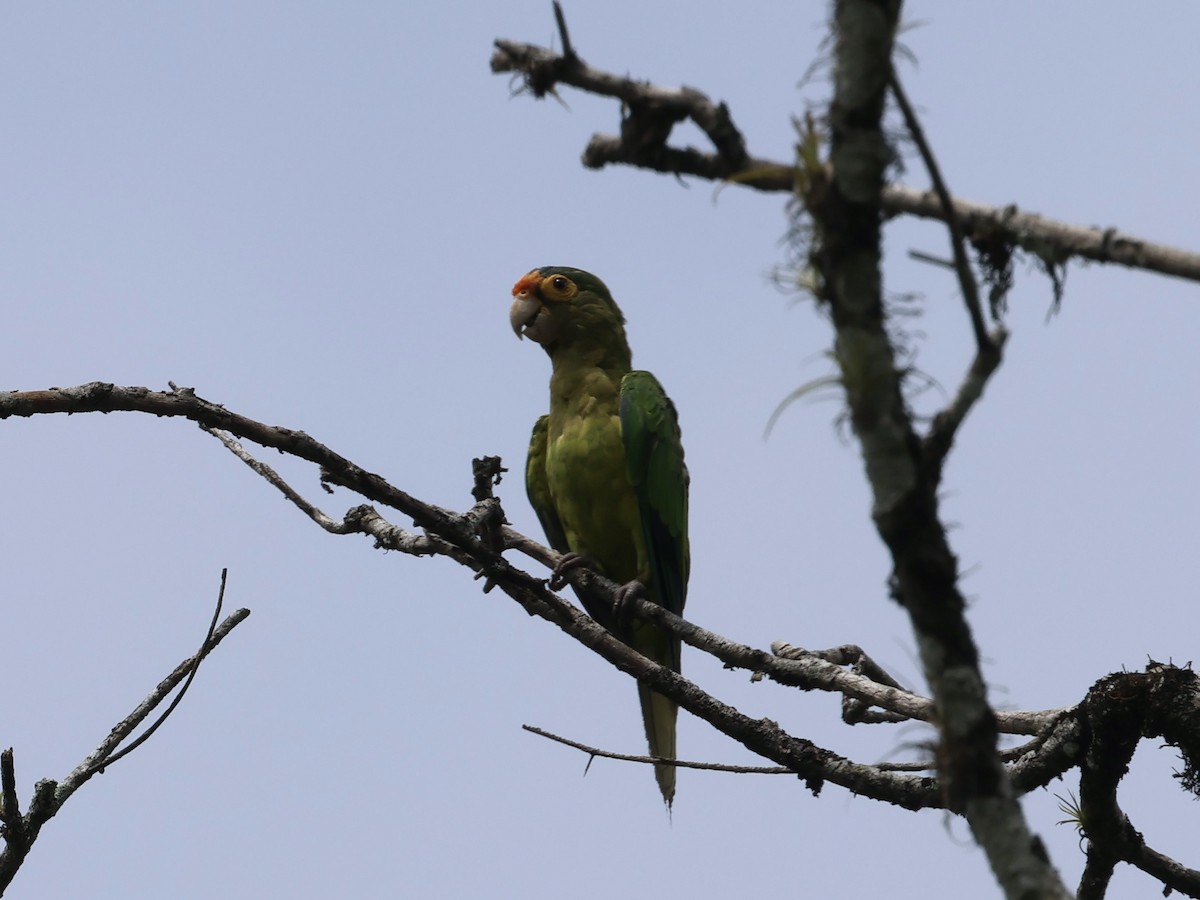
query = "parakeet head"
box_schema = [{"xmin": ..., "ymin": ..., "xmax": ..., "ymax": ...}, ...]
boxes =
[{"xmin": 509, "ymin": 266, "xmax": 628, "ymax": 357}]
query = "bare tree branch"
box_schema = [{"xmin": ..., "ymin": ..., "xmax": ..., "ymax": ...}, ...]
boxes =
[
  {"xmin": 204, "ymin": 426, "xmax": 349, "ymax": 533},
  {"xmin": 921, "ymin": 325, "xmax": 1009, "ymax": 481},
  {"xmin": 885, "ymin": 67, "xmax": 1008, "ymax": 481},
  {"xmin": 0, "ymin": 383, "xmax": 942, "ymax": 808},
  {"xmin": 81, "ymin": 570, "xmax": 232, "ymax": 776},
  {"xmin": 550, "ymin": 1, "xmax": 575, "ymax": 62},
  {"xmin": 0, "ymin": 583, "xmax": 250, "ymax": 895},
  {"xmin": 483, "ymin": 557, "xmax": 944, "ymax": 810},
  {"xmin": 0, "ymin": 6, "xmax": 1193, "ymax": 893},
  {"xmin": 523, "ymin": 725, "xmax": 792, "ymax": 775},
  {"xmin": 4, "ymin": 382, "xmax": 1197, "ymax": 891},
  {"xmin": 491, "ymin": 34, "xmax": 1200, "ymax": 286},
  {"xmin": 201, "ymin": 426, "xmax": 472, "ymax": 565},
  {"xmin": 771, "ymin": 640, "xmax": 1068, "ymax": 737},
  {"xmin": 56, "ymin": 617, "xmax": 251, "ymax": 810},
  {"xmin": 0, "ymin": 383, "xmax": 485, "ymax": 565},
  {"xmin": 888, "ymin": 69, "xmax": 989, "ymax": 351},
  {"xmin": 800, "ymin": 2, "xmax": 1070, "ymax": 896}
]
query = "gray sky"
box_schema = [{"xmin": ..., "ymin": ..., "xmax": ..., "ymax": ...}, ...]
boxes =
[{"xmin": 2, "ymin": 3, "xmax": 1196, "ymax": 897}]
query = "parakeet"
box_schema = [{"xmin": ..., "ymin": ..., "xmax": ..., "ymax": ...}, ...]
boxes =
[{"xmin": 510, "ymin": 266, "xmax": 689, "ymax": 809}]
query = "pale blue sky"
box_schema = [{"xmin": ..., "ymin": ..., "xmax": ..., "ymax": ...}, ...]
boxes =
[{"xmin": 1, "ymin": 3, "xmax": 1196, "ymax": 898}]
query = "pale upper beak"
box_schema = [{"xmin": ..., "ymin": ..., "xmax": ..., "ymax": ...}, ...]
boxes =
[
  {"xmin": 510, "ymin": 292, "xmax": 554, "ymax": 344},
  {"xmin": 509, "ymin": 292, "xmax": 539, "ymax": 338}
]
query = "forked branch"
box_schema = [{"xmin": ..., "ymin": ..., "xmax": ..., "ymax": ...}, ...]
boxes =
[
  {"xmin": 0, "ymin": 573, "xmax": 249, "ymax": 894},
  {"xmin": 3, "ymin": 382, "xmax": 1197, "ymax": 894},
  {"xmin": 492, "ymin": 23, "xmax": 1200, "ymax": 286}
]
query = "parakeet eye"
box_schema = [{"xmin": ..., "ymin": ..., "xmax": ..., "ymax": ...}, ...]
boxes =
[{"xmin": 540, "ymin": 274, "xmax": 578, "ymax": 301}]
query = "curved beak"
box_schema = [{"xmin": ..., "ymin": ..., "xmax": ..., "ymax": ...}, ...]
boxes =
[{"xmin": 509, "ymin": 293, "xmax": 541, "ymax": 340}]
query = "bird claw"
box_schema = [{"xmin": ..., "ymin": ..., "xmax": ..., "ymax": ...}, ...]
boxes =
[
  {"xmin": 613, "ymin": 580, "xmax": 646, "ymax": 630},
  {"xmin": 548, "ymin": 552, "xmax": 588, "ymax": 591},
  {"xmin": 548, "ymin": 557, "xmax": 645, "ymax": 632}
]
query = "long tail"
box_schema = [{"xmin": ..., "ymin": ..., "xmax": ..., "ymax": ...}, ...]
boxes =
[
  {"xmin": 633, "ymin": 620, "xmax": 681, "ymax": 810},
  {"xmin": 638, "ymin": 682, "xmax": 678, "ymax": 809}
]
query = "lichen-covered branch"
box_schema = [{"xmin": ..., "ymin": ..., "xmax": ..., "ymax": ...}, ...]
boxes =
[
  {"xmin": 1076, "ymin": 664, "xmax": 1200, "ymax": 897},
  {"xmin": 492, "ymin": 8, "xmax": 1200, "ymax": 893},
  {"xmin": 805, "ymin": 2, "xmax": 1069, "ymax": 896},
  {"xmin": 491, "ymin": 31, "xmax": 1200, "ymax": 287}
]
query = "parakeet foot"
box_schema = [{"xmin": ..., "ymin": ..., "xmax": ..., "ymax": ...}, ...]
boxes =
[
  {"xmin": 548, "ymin": 552, "xmax": 589, "ymax": 591},
  {"xmin": 613, "ymin": 580, "xmax": 647, "ymax": 630}
]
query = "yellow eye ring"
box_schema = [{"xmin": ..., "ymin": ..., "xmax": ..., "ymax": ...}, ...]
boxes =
[{"xmin": 540, "ymin": 274, "xmax": 578, "ymax": 301}]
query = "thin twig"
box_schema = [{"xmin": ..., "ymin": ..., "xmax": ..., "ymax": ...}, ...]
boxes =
[
  {"xmin": 0, "ymin": 588, "xmax": 250, "ymax": 893},
  {"xmin": 523, "ymin": 726, "xmax": 792, "ymax": 775},
  {"xmin": 203, "ymin": 427, "xmax": 349, "ymax": 533},
  {"xmin": 551, "ymin": 1, "xmax": 574, "ymax": 61},
  {"xmin": 56, "ymin": 603, "xmax": 251, "ymax": 806},
  {"xmin": 888, "ymin": 68, "xmax": 1007, "ymax": 480},
  {"xmin": 888, "ymin": 68, "xmax": 990, "ymax": 351},
  {"xmin": 84, "ymin": 570, "xmax": 229, "ymax": 775},
  {"xmin": 908, "ymin": 248, "xmax": 955, "ymax": 269},
  {"xmin": 202, "ymin": 426, "xmax": 470, "ymax": 563},
  {"xmin": 922, "ymin": 325, "xmax": 1009, "ymax": 479}
]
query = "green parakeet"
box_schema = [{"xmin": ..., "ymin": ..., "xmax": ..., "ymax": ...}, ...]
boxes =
[{"xmin": 510, "ymin": 266, "xmax": 690, "ymax": 809}]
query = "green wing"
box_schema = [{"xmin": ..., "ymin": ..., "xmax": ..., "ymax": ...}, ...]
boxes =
[
  {"xmin": 620, "ymin": 371, "xmax": 689, "ymax": 617},
  {"xmin": 620, "ymin": 370, "xmax": 689, "ymax": 809},
  {"xmin": 525, "ymin": 415, "xmax": 571, "ymax": 555}
]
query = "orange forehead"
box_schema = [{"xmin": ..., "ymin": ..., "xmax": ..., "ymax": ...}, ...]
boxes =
[{"xmin": 511, "ymin": 271, "xmax": 542, "ymax": 296}]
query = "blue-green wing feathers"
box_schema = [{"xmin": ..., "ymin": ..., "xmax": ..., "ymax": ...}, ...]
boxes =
[{"xmin": 619, "ymin": 371, "xmax": 689, "ymax": 618}]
